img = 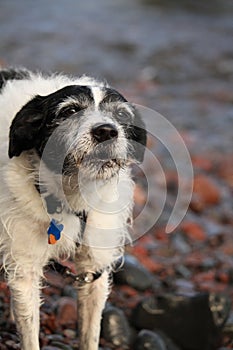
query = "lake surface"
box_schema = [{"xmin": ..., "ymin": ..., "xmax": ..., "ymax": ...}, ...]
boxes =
[{"xmin": 0, "ymin": 0, "xmax": 232, "ymax": 152}]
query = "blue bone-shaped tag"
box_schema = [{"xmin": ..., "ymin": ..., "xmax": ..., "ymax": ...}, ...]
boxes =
[{"xmin": 47, "ymin": 219, "xmax": 64, "ymax": 244}]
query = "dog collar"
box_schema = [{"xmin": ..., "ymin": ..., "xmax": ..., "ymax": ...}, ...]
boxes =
[
  {"xmin": 49, "ymin": 261, "xmax": 103, "ymax": 284},
  {"xmin": 66, "ymin": 270, "xmax": 103, "ymax": 284}
]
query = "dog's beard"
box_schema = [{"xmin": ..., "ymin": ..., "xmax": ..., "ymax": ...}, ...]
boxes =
[{"xmin": 63, "ymin": 142, "xmax": 128, "ymax": 180}]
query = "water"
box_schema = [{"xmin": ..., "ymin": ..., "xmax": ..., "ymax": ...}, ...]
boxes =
[{"xmin": 0, "ymin": 0, "xmax": 232, "ymax": 152}]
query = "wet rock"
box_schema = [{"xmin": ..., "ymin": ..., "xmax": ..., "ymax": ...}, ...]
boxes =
[
  {"xmin": 201, "ymin": 257, "xmax": 217, "ymax": 270},
  {"xmin": 132, "ymin": 293, "xmax": 224, "ymax": 350},
  {"xmin": 193, "ymin": 270, "xmax": 215, "ymax": 286},
  {"xmin": 49, "ymin": 342, "xmax": 73, "ymax": 350},
  {"xmin": 113, "ymin": 254, "xmax": 153, "ymax": 291},
  {"xmin": 191, "ymin": 155, "xmax": 213, "ymax": 172},
  {"xmin": 215, "ymin": 269, "xmax": 233, "ymax": 284},
  {"xmin": 135, "ymin": 330, "xmax": 181, "ymax": 350},
  {"xmin": 174, "ymin": 279, "xmax": 195, "ymax": 294},
  {"xmin": 42, "ymin": 347, "xmax": 63, "ymax": 350},
  {"xmin": 47, "ymin": 334, "xmax": 64, "ymax": 342},
  {"xmin": 170, "ymin": 232, "xmax": 191, "ymax": 254},
  {"xmin": 101, "ymin": 305, "xmax": 131, "ymax": 348},
  {"xmin": 217, "ymin": 154, "xmax": 233, "ymax": 188},
  {"xmin": 175, "ymin": 264, "xmax": 192, "ymax": 279},
  {"xmin": 155, "ymin": 331, "xmax": 181, "ymax": 350},
  {"xmin": 62, "ymin": 285, "xmax": 77, "ymax": 299},
  {"xmin": 54, "ymin": 297, "xmax": 77, "ymax": 328},
  {"xmin": 4, "ymin": 340, "xmax": 19, "ymax": 349},
  {"xmin": 181, "ymin": 221, "xmax": 206, "ymax": 241},
  {"xmin": 134, "ymin": 330, "xmax": 167, "ymax": 350},
  {"xmin": 223, "ymin": 311, "xmax": 233, "ymax": 337},
  {"xmin": 63, "ymin": 329, "xmax": 76, "ymax": 339},
  {"xmin": 190, "ymin": 175, "xmax": 221, "ymax": 212},
  {"xmin": 0, "ymin": 331, "xmax": 20, "ymax": 350}
]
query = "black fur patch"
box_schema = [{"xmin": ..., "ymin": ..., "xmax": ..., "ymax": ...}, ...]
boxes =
[
  {"xmin": 9, "ymin": 85, "xmax": 94, "ymax": 159},
  {"xmin": 99, "ymin": 88, "xmax": 127, "ymax": 106},
  {"xmin": 124, "ymin": 106, "xmax": 147, "ymax": 163},
  {"xmin": 88, "ymin": 87, "xmax": 146, "ymax": 164},
  {"xmin": 0, "ymin": 68, "xmax": 30, "ymax": 91},
  {"xmin": 100, "ymin": 89, "xmax": 147, "ymax": 163}
]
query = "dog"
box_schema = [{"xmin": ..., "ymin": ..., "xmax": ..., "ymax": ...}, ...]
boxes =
[{"xmin": 0, "ymin": 68, "xmax": 146, "ymax": 350}]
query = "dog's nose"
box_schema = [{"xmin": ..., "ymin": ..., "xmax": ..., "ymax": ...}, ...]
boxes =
[{"xmin": 92, "ymin": 123, "xmax": 118, "ymax": 143}]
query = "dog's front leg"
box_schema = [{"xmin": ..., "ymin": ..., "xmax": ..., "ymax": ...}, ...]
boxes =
[
  {"xmin": 8, "ymin": 270, "xmax": 41, "ymax": 350},
  {"xmin": 76, "ymin": 270, "xmax": 109, "ymax": 350}
]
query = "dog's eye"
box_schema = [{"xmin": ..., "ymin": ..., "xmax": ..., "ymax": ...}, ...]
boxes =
[
  {"xmin": 61, "ymin": 106, "xmax": 82, "ymax": 117},
  {"xmin": 116, "ymin": 109, "xmax": 131, "ymax": 122}
]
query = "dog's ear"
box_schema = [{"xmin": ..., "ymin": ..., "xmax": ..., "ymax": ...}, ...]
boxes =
[
  {"xmin": 129, "ymin": 107, "xmax": 147, "ymax": 163},
  {"xmin": 9, "ymin": 95, "xmax": 45, "ymax": 158}
]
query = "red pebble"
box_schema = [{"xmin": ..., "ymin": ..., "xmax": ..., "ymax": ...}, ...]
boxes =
[
  {"xmin": 218, "ymin": 155, "xmax": 233, "ymax": 188},
  {"xmin": 181, "ymin": 222, "xmax": 206, "ymax": 241},
  {"xmin": 55, "ymin": 297, "xmax": 77, "ymax": 328},
  {"xmin": 190, "ymin": 174, "xmax": 221, "ymax": 211},
  {"xmin": 191, "ymin": 156, "xmax": 213, "ymax": 171},
  {"xmin": 138, "ymin": 256, "xmax": 163, "ymax": 273}
]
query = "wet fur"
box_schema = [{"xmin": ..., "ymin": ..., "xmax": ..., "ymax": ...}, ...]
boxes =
[{"xmin": 0, "ymin": 68, "xmax": 146, "ymax": 350}]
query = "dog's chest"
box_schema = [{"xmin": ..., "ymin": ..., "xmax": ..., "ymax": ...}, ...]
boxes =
[{"xmin": 41, "ymin": 170, "xmax": 133, "ymax": 250}]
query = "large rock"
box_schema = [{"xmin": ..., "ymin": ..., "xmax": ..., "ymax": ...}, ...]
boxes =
[
  {"xmin": 134, "ymin": 330, "xmax": 167, "ymax": 350},
  {"xmin": 132, "ymin": 293, "xmax": 230, "ymax": 350},
  {"xmin": 101, "ymin": 305, "xmax": 131, "ymax": 348},
  {"xmin": 113, "ymin": 254, "xmax": 154, "ymax": 291}
]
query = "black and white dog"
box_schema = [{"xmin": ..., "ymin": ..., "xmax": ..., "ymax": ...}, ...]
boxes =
[{"xmin": 0, "ymin": 68, "xmax": 146, "ymax": 350}]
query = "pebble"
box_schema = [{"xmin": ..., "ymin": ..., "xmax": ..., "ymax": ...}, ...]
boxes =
[
  {"xmin": 63, "ymin": 329, "xmax": 76, "ymax": 339},
  {"xmin": 42, "ymin": 347, "xmax": 64, "ymax": 350},
  {"xmin": 54, "ymin": 297, "xmax": 77, "ymax": 327},
  {"xmin": 101, "ymin": 305, "xmax": 131, "ymax": 348},
  {"xmin": 4, "ymin": 340, "xmax": 19, "ymax": 349},
  {"xmin": 135, "ymin": 329, "xmax": 181, "ymax": 350},
  {"xmin": 134, "ymin": 330, "xmax": 167, "ymax": 350},
  {"xmin": 62, "ymin": 285, "xmax": 77, "ymax": 299},
  {"xmin": 181, "ymin": 221, "xmax": 206, "ymax": 241},
  {"xmin": 114, "ymin": 254, "xmax": 153, "ymax": 291},
  {"xmin": 217, "ymin": 154, "xmax": 233, "ymax": 188},
  {"xmin": 47, "ymin": 334, "xmax": 64, "ymax": 342},
  {"xmin": 201, "ymin": 257, "xmax": 217, "ymax": 270},
  {"xmin": 174, "ymin": 279, "xmax": 195, "ymax": 294},
  {"xmin": 223, "ymin": 311, "xmax": 233, "ymax": 335},
  {"xmin": 49, "ymin": 342, "xmax": 73, "ymax": 350},
  {"xmin": 170, "ymin": 232, "xmax": 191, "ymax": 254},
  {"xmin": 190, "ymin": 174, "xmax": 221, "ymax": 212},
  {"xmin": 175, "ymin": 264, "xmax": 192, "ymax": 279},
  {"xmin": 219, "ymin": 311, "xmax": 233, "ymax": 350},
  {"xmin": 191, "ymin": 155, "xmax": 213, "ymax": 171}
]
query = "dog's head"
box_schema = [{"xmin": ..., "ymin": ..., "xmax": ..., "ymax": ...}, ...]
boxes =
[{"xmin": 9, "ymin": 84, "xmax": 147, "ymax": 179}]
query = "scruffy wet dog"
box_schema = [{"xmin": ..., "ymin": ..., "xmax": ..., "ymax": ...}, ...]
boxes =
[{"xmin": 0, "ymin": 68, "xmax": 146, "ymax": 350}]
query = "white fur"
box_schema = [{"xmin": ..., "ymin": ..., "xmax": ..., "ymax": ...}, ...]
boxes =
[{"xmin": 0, "ymin": 71, "xmax": 134, "ymax": 350}]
